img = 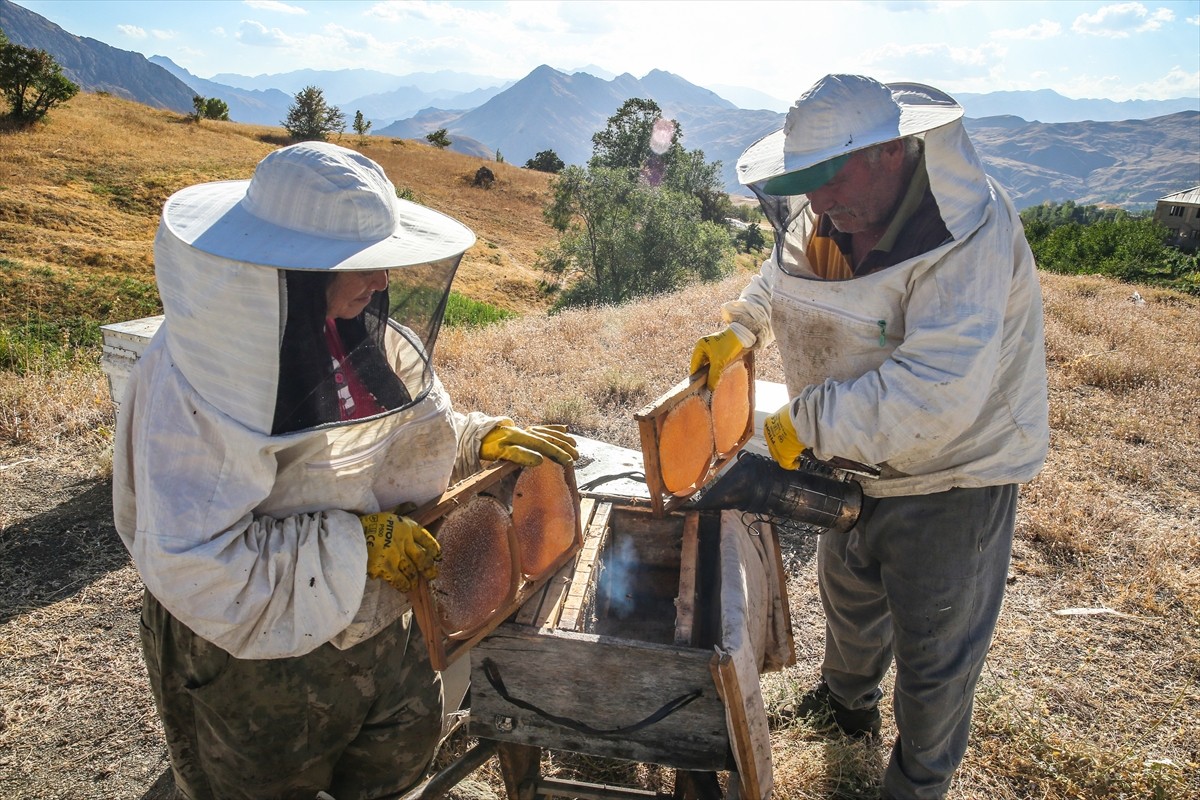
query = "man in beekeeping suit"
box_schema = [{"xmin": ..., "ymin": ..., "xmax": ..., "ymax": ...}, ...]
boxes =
[
  {"xmin": 691, "ymin": 75, "xmax": 1049, "ymax": 799},
  {"xmin": 112, "ymin": 141, "xmax": 575, "ymax": 800}
]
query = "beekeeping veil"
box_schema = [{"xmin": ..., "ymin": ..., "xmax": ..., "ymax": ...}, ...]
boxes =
[
  {"xmin": 153, "ymin": 141, "xmax": 476, "ymax": 435},
  {"xmin": 736, "ymin": 74, "xmax": 975, "ymax": 275}
]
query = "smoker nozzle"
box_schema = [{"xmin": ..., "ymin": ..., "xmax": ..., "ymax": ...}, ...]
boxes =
[{"xmin": 687, "ymin": 452, "xmax": 861, "ymax": 532}]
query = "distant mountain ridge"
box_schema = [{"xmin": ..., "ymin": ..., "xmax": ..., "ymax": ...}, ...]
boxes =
[{"xmin": 3, "ymin": 0, "xmax": 1198, "ymax": 209}]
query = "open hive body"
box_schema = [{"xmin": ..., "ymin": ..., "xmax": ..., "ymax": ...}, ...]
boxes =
[{"xmin": 470, "ymin": 353, "xmax": 796, "ymax": 799}]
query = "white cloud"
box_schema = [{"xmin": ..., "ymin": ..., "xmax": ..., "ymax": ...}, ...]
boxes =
[
  {"xmin": 151, "ymin": 30, "xmax": 177, "ymax": 42},
  {"xmin": 117, "ymin": 24, "xmax": 147, "ymax": 39},
  {"xmin": 322, "ymin": 24, "xmax": 383, "ymax": 54},
  {"xmin": 1072, "ymin": 3, "xmax": 1175, "ymax": 38},
  {"xmin": 992, "ymin": 19, "xmax": 1062, "ymax": 40},
  {"xmin": 243, "ymin": 0, "xmax": 308, "ymax": 14},
  {"xmin": 236, "ymin": 19, "xmax": 296, "ymax": 48},
  {"xmin": 1188, "ymin": 15, "xmax": 1200, "ymax": 25},
  {"xmin": 861, "ymin": 41, "xmax": 1008, "ymax": 78},
  {"xmin": 1131, "ymin": 65, "xmax": 1200, "ymax": 99}
]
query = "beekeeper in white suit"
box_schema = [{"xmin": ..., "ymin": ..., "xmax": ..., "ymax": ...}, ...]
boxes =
[
  {"xmin": 691, "ymin": 75, "xmax": 1049, "ymax": 799},
  {"xmin": 112, "ymin": 141, "xmax": 576, "ymax": 800}
]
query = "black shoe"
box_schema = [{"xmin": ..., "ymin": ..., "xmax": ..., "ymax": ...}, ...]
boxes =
[{"xmin": 773, "ymin": 680, "xmax": 881, "ymax": 740}]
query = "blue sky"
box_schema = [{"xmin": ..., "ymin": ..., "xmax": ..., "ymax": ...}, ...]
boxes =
[{"xmin": 15, "ymin": 0, "xmax": 1200, "ymax": 106}]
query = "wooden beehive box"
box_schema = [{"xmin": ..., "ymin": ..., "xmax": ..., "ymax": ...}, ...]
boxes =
[
  {"xmin": 408, "ymin": 458, "xmax": 584, "ymax": 671},
  {"xmin": 468, "ymin": 438, "xmax": 792, "ymax": 799},
  {"xmin": 634, "ymin": 350, "xmax": 756, "ymax": 516}
]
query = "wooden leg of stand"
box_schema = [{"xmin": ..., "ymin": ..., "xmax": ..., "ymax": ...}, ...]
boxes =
[
  {"xmin": 672, "ymin": 770, "xmax": 724, "ymax": 800},
  {"xmin": 496, "ymin": 742, "xmax": 541, "ymax": 800}
]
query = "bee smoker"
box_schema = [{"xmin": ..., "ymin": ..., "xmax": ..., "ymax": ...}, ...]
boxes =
[{"xmin": 687, "ymin": 451, "xmax": 864, "ymax": 532}]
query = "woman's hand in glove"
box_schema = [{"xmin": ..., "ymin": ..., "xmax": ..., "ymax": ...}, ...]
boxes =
[
  {"xmin": 479, "ymin": 420, "xmax": 578, "ymax": 467},
  {"xmin": 360, "ymin": 512, "xmax": 441, "ymax": 593},
  {"xmin": 690, "ymin": 328, "xmax": 744, "ymax": 390},
  {"xmin": 763, "ymin": 404, "xmax": 807, "ymax": 470}
]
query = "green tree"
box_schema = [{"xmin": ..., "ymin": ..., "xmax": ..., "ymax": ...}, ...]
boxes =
[
  {"xmin": 425, "ymin": 128, "xmax": 451, "ymax": 149},
  {"xmin": 191, "ymin": 95, "xmax": 229, "ymax": 121},
  {"xmin": 589, "ymin": 98, "xmax": 679, "ymax": 173},
  {"xmin": 539, "ymin": 100, "xmax": 737, "ymax": 308},
  {"xmin": 541, "ymin": 164, "xmax": 733, "ymax": 308},
  {"xmin": 352, "ymin": 110, "xmax": 372, "ymax": 139},
  {"xmin": 735, "ymin": 224, "xmax": 768, "ymax": 254},
  {"xmin": 0, "ymin": 40, "xmax": 79, "ymax": 121},
  {"xmin": 281, "ymin": 85, "xmax": 345, "ymax": 141},
  {"xmin": 525, "ymin": 149, "xmax": 565, "ymax": 173},
  {"xmin": 1023, "ymin": 212, "xmax": 1197, "ymax": 293},
  {"xmin": 203, "ymin": 97, "xmax": 230, "ymax": 121}
]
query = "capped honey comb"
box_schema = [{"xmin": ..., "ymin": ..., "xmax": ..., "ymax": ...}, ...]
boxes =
[
  {"xmin": 430, "ymin": 494, "xmax": 516, "ymax": 638},
  {"xmin": 657, "ymin": 393, "xmax": 715, "ymax": 496},
  {"xmin": 511, "ymin": 460, "xmax": 579, "ymax": 581},
  {"xmin": 711, "ymin": 359, "xmax": 751, "ymax": 455}
]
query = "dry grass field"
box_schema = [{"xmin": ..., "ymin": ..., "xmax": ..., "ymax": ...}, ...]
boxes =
[{"xmin": 1, "ymin": 94, "xmax": 1198, "ymax": 799}]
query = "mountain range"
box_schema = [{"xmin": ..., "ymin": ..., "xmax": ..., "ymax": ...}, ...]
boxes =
[{"xmin": 2, "ymin": 0, "xmax": 1198, "ymax": 209}]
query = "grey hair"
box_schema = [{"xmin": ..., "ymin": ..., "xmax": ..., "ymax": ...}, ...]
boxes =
[{"xmin": 863, "ymin": 135, "xmax": 922, "ymax": 166}]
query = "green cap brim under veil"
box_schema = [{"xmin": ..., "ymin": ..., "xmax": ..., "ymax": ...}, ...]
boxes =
[{"xmin": 761, "ymin": 154, "xmax": 850, "ymax": 196}]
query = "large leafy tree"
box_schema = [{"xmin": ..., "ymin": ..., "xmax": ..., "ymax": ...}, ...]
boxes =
[
  {"xmin": 540, "ymin": 99, "xmax": 735, "ymax": 308},
  {"xmin": 589, "ymin": 98, "xmax": 679, "ymax": 173},
  {"xmin": 191, "ymin": 94, "xmax": 229, "ymax": 121},
  {"xmin": 542, "ymin": 168, "xmax": 732, "ymax": 308},
  {"xmin": 281, "ymin": 85, "xmax": 345, "ymax": 141},
  {"xmin": 0, "ymin": 38, "xmax": 79, "ymax": 122},
  {"xmin": 525, "ymin": 149, "xmax": 565, "ymax": 174}
]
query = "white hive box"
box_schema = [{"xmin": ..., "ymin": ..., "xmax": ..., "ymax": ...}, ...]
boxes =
[{"xmin": 99, "ymin": 315, "xmax": 163, "ymax": 413}]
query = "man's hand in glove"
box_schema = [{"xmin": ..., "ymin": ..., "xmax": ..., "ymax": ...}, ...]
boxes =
[
  {"xmin": 360, "ymin": 512, "xmax": 441, "ymax": 593},
  {"xmin": 690, "ymin": 328, "xmax": 744, "ymax": 390},
  {"xmin": 763, "ymin": 404, "xmax": 807, "ymax": 470},
  {"xmin": 480, "ymin": 420, "xmax": 578, "ymax": 467}
]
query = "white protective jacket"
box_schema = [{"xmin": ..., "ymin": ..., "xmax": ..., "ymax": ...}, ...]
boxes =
[
  {"xmin": 112, "ymin": 226, "xmax": 501, "ymax": 660},
  {"xmin": 725, "ymin": 121, "xmax": 1049, "ymax": 497}
]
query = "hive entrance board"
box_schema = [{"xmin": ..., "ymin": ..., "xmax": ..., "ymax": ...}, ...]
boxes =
[
  {"xmin": 634, "ymin": 351, "xmax": 755, "ymax": 516},
  {"xmin": 408, "ymin": 459, "xmax": 584, "ymax": 670}
]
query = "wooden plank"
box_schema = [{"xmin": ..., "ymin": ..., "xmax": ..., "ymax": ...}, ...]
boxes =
[
  {"xmin": 558, "ymin": 501, "xmax": 611, "ymax": 632},
  {"xmin": 708, "ymin": 653, "xmax": 763, "ymax": 800},
  {"xmin": 410, "ymin": 461, "xmax": 519, "ymax": 527},
  {"xmin": 469, "ymin": 625, "xmax": 731, "ymax": 772},
  {"xmin": 762, "ymin": 522, "xmax": 796, "ymax": 667},
  {"xmin": 674, "ymin": 512, "xmax": 700, "ymax": 647},
  {"xmin": 495, "ymin": 742, "xmax": 541, "ymax": 800},
  {"xmin": 409, "ymin": 579, "xmax": 449, "ymax": 671}
]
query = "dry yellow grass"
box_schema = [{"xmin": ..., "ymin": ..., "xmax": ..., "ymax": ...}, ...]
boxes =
[{"xmin": 2, "ymin": 93, "xmax": 1198, "ymax": 799}]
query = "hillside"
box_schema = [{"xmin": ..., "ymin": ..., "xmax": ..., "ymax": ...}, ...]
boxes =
[
  {"xmin": 6, "ymin": 0, "xmax": 1196, "ymax": 211},
  {"xmin": 0, "ymin": 92, "xmax": 560, "ymax": 329},
  {"xmin": 1, "ymin": 90, "xmax": 1199, "ymax": 800}
]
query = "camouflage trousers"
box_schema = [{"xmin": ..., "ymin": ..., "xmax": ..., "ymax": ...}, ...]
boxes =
[{"xmin": 139, "ymin": 590, "xmax": 443, "ymax": 800}]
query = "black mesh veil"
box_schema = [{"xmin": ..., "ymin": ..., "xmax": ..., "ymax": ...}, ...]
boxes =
[
  {"xmin": 272, "ymin": 254, "xmax": 463, "ymax": 434},
  {"xmin": 749, "ymin": 184, "xmax": 815, "ymax": 279}
]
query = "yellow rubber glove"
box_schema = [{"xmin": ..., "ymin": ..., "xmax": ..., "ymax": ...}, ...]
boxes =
[
  {"xmin": 480, "ymin": 421, "xmax": 578, "ymax": 467},
  {"xmin": 360, "ymin": 512, "xmax": 441, "ymax": 593},
  {"xmin": 690, "ymin": 328, "xmax": 744, "ymax": 390},
  {"xmin": 763, "ymin": 404, "xmax": 807, "ymax": 470}
]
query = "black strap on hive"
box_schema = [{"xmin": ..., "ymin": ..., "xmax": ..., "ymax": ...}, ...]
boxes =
[
  {"xmin": 577, "ymin": 470, "xmax": 646, "ymax": 492},
  {"xmin": 481, "ymin": 657, "xmax": 701, "ymax": 736}
]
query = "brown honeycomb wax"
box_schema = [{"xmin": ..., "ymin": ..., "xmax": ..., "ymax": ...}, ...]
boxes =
[
  {"xmin": 711, "ymin": 359, "xmax": 750, "ymax": 455},
  {"xmin": 511, "ymin": 460, "xmax": 578, "ymax": 580},
  {"xmin": 657, "ymin": 393, "xmax": 714, "ymax": 496},
  {"xmin": 430, "ymin": 494, "xmax": 516, "ymax": 637}
]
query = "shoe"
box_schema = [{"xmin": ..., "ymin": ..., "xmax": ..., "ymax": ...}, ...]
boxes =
[{"xmin": 773, "ymin": 680, "xmax": 881, "ymax": 740}]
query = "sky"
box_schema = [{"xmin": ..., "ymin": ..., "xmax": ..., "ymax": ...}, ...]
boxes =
[{"xmin": 14, "ymin": 0, "xmax": 1200, "ymax": 106}]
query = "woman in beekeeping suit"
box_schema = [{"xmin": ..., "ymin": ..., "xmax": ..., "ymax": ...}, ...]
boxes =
[{"xmin": 112, "ymin": 141, "xmax": 575, "ymax": 800}]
